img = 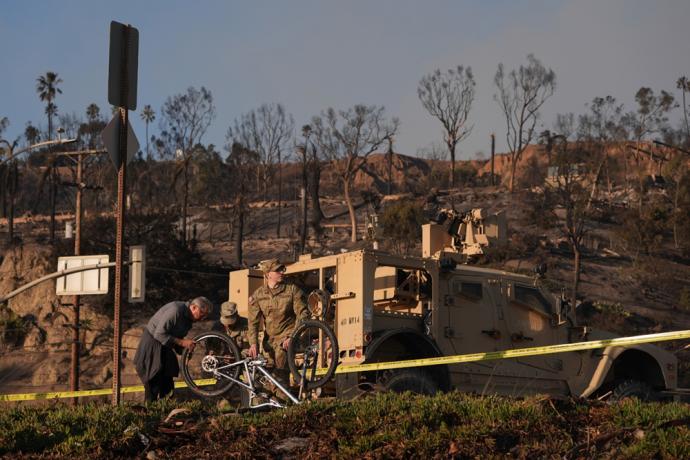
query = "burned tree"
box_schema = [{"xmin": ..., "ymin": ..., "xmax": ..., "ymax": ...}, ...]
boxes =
[
  {"xmin": 312, "ymin": 105, "xmax": 398, "ymax": 242},
  {"xmin": 228, "ymin": 104, "xmax": 294, "ymax": 238},
  {"xmin": 494, "ymin": 54, "xmax": 556, "ymax": 192},
  {"xmin": 224, "ymin": 141, "xmax": 260, "ymax": 266},
  {"xmin": 296, "ymin": 124, "xmax": 322, "ymax": 252},
  {"xmin": 159, "ymin": 86, "xmax": 216, "ymax": 245},
  {"xmin": 576, "ymin": 96, "xmax": 627, "ymax": 208},
  {"xmin": 543, "ymin": 131, "xmax": 591, "ymax": 307},
  {"xmin": 418, "ymin": 66, "xmax": 475, "ymax": 188}
]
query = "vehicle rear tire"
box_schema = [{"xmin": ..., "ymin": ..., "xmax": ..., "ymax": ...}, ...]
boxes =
[
  {"xmin": 287, "ymin": 320, "xmax": 339, "ymax": 390},
  {"xmin": 610, "ymin": 379, "xmax": 655, "ymax": 402},
  {"xmin": 182, "ymin": 331, "xmax": 241, "ymax": 398},
  {"xmin": 378, "ymin": 368, "xmax": 439, "ymax": 395}
]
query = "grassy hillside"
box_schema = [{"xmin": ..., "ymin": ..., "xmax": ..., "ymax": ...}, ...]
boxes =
[{"xmin": 3, "ymin": 392, "xmax": 690, "ymax": 458}]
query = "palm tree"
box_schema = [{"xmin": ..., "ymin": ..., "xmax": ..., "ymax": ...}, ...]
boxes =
[
  {"xmin": 86, "ymin": 103, "xmax": 100, "ymax": 122},
  {"xmin": 140, "ymin": 105, "xmax": 155, "ymax": 159},
  {"xmin": 36, "ymin": 71, "xmax": 63, "ymax": 140},
  {"xmin": 36, "ymin": 71, "xmax": 62, "ymax": 242}
]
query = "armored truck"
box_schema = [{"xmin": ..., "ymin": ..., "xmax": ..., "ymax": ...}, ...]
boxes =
[{"xmin": 228, "ymin": 218, "xmax": 678, "ymax": 401}]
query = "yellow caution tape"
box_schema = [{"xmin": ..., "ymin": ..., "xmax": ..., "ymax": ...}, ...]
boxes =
[
  {"xmin": 331, "ymin": 329, "xmax": 690, "ymax": 374},
  {"xmin": 4, "ymin": 329, "xmax": 690, "ymax": 401},
  {"xmin": 0, "ymin": 379, "xmax": 216, "ymax": 402}
]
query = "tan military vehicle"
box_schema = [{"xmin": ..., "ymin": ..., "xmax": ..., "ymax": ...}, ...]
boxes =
[{"xmin": 228, "ymin": 209, "xmax": 679, "ymax": 400}]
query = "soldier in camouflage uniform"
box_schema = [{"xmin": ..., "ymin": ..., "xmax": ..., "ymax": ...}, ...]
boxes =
[
  {"xmin": 219, "ymin": 301, "xmax": 249, "ymax": 350},
  {"xmin": 248, "ymin": 259, "xmax": 308, "ymax": 382}
]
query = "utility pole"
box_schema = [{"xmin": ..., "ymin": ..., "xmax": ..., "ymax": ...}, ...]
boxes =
[
  {"xmin": 59, "ymin": 149, "xmax": 106, "ymax": 405},
  {"xmin": 71, "ymin": 152, "xmax": 82, "ymax": 404}
]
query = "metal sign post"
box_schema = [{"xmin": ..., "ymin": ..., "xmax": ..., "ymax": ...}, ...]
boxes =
[{"xmin": 106, "ymin": 20, "xmax": 139, "ymax": 405}]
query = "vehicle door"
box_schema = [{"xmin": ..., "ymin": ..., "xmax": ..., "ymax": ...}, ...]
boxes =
[
  {"xmin": 503, "ymin": 282, "xmax": 582, "ymax": 380},
  {"xmin": 442, "ymin": 273, "xmax": 508, "ymax": 355}
]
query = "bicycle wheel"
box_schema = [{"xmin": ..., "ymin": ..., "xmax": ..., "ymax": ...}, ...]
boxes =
[
  {"xmin": 182, "ymin": 331, "xmax": 241, "ymax": 397},
  {"xmin": 287, "ymin": 319, "xmax": 339, "ymax": 390}
]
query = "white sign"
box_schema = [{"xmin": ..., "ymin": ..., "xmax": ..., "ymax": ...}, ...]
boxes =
[
  {"xmin": 56, "ymin": 255, "xmax": 110, "ymax": 296},
  {"xmin": 128, "ymin": 245, "xmax": 146, "ymax": 303}
]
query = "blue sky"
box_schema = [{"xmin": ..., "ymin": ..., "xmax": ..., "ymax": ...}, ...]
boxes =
[{"xmin": 2, "ymin": 0, "xmax": 689, "ymax": 159}]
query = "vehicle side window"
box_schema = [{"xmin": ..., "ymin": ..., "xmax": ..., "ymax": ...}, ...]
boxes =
[
  {"xmin": 452, "ymin": 280, "xmax": 483, "ymax": 301},
  {"xmin": 514, "ymin": 285, "xmax": 552, "ymax": 314}
]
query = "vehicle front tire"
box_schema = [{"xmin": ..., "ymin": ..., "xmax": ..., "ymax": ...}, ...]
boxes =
[
  {"xmin": 610, "ymin": 379, "xmax": 655, "ymax": 402},
  {"xmin": 377, "ymin": 368, "xmax": 439, "ymax": 395}
]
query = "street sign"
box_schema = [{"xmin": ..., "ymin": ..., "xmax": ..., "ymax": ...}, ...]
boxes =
[
  {"xmin": 108, "ymin": 21, "xmax": 139, "ymax": 110},
  {"xmin": 102, "ymin": 114, "xmax": 140, "ymax": 168},
  {"xmin": 56, "ymin": 255, "xmax": 110, "ymax": 296}
]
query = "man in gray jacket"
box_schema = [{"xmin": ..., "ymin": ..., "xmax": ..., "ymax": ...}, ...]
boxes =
[{"xmin": 133, "ymin": 297, "xmax": 211, "ymax": 402}]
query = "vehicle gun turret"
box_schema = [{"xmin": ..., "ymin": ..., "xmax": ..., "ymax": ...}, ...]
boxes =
[{"xmin": 422, "ymin": 208, "xmax": 507, "ymax": 259}]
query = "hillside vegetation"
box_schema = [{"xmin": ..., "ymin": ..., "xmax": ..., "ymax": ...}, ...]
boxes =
[{"xmin": 3, "ymin": 392, "xmax": 690, "ymax": 458}]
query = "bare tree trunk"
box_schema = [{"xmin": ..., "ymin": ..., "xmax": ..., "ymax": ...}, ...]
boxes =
[
  {"xmin": 587, "ymin": 153, "xmax": 606, "ymax": 211},
  {"xmin": 509, "ymin": 154, "xmax": 517, "ymax": 192},
  {"xmin": 300, "ymin": 187, "xmax": 307, "ymax": 251},
  {"xmin": 277, "ymin": 153, "xmax": 282, "ymax": 238},
  {"xmin": 572, "ymin": 245, "xmax": 581, "ymax": 306},
  {"xmin": 387, "ymin": 150, "xmax": 393, "ymax": 195},
  {"xmin": 234, "ymin": 196, "xmax": 245, "ymax": 266},
  {"xmin": 263, "ymin": 166, "xmax": 270, "ymax": 199},
  {"xmin": 182, "ymin": 161, "xmax": 189, "ymax": 245},
  {"xmin": 683, "ymin": 88, "xmax": 690, "ymax": 137},
  {"xmin": 50, "ymin": 168, "xmax": 56, "ymax": 242},
  {"xmin": 309, "ymin": 164, "xmax": 324, "ymax": 235},
  {"xmin": 145, "ymin": 160, "xmax": 152, "ymax": 213},
  {"xmin": 256, "ymin": 167, "xmax": 262, "ymax": 200},
  {"xmin": 636, "ymin": 140, "xmax": 645, "ymax": 212},
  {"xmin": 624, "ymin": 148, "xmax": 630, "ymax": 195},
  {"xmin": 300, "ymin": 159, "xmax": 308, "ymax": 252},
  {"xmin": 8, "ymin": 162, "xmax": 16, "ymax": 242},
  {"xmin": 674, "ymin": 179, "xmax": 680, "ymax": 249},
  {"xmin": 387, "ymin": 138, "xmax": 394, "ymax": 195},
  {"xmin": 1, "ymin": 166, "xmax": 7, "ymax": 219},
  {"xmin": 48, "ymin": 114, "xmax": 57, "ymax": 243},
  {"xmin": 491, "ymin": 134, "xmax": 495, "ymax": 186},
  {"xmin": 145, "ymin": 122, "xmax": 150, "ymax": 160},
  {"xmin": 344, "ymin": 178, "xmax": 357, "ymax": 242},
  {"xmin": 448, "ymin": 141, "xmax": 456, "ymax": 188}
]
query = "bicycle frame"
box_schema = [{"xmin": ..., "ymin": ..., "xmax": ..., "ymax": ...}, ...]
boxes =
[{"xmin": 204, "ymin": 354, "xmax": 300, "ymax": 409}]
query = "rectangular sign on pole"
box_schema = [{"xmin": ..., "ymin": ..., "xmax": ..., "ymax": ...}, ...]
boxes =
[
  {"xmin": 56, "ymin": 255, "xmax": 110, "ymax": 296},
  {"xmin": 108, "ymin": 21, "xmax": 139, "ymax": 110},
  {"xmin": 128, "ymin": 245, "xmax": 146, "ymax": 303}
]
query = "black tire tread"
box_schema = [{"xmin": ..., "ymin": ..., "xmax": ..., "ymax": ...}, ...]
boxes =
[
  {"xmin": 610, "ymin": 379, "xmax": 655, "ymax": 402},
  {"xmin": 181, "ymin": 331, "xmax": 241, "ymax": 398},
  {"xmin": 287, "ymin": 319, "xmax": 339, "ymax": 390},
  {"xmin": 378, "ymin": 368, "xmax": 439, "ymax": 395}
]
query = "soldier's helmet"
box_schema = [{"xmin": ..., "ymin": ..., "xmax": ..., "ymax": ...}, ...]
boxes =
[
  {"xmin": 257, "ymin": 258, "xmax": 286, "ymax": 274},
  {"xmin": 220, "ymin": 301, "xmax": 239, "ymax": 326}
]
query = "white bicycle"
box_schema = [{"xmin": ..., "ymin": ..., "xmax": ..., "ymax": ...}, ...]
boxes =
[{"xmin": 181, "ymin": 320, "xmax": 339, "ymax": 409}]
